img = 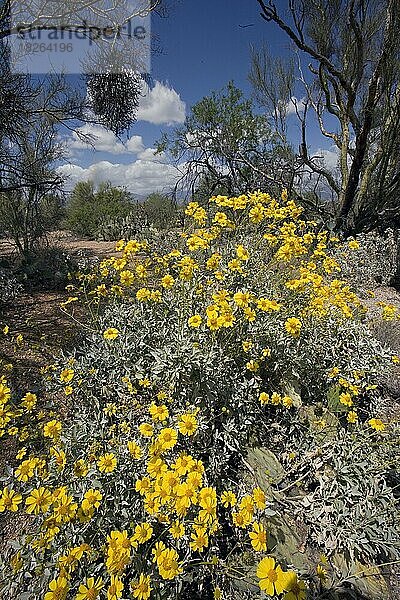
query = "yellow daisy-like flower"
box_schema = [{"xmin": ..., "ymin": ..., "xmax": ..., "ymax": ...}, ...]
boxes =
[
  {"xmin": 178, "ymin": 413, "xmax": 197, "ymax": 436},
  {"xmin": 253, "ymin": 487, "xmax": 266, "ymax": 509},
  {"xmin": 107, "ymin": 574, "xmax": 124, "ymax": 600},
  {"xmin": 133, "ymin": 522, "xmax": 153, "ymax": 545},
  {"xmin": 44, "ymin": 576, "xmax": 69, "ymax": 600},
  {"xmin": 76, "ymin": 576, "xmax": 103, "ymax": 600},
  {"xmin": 103, "ymin": 328, "xmax": 119, "ymax": 340},
  {"xmin": 347, "ymin": 411, "xmax": 358, "ymax": 423},
  {"xmin": 131, "ymin": 573, "xmax": 152, "ymax": 600},
  {"xmin": 157, "ymin": 548, "xmax": 183, "ymax": 580},
  {"xmin": 221, "ymin": 490, "xmax": 237, "ymax": 507},
  {"xmin": 127, "ymin": 441, "xmax": 143, "ymax": 459},
  {"xmin": 285, "ymin": 317, "xmax": 302, "ymax": 337},
  {"xmin": 149, "ymin": 403, "xmax": 169, "ymax": 422},
  {"xmin": 21, "ymin": 392, "xmax": 37, "ymax": 411},
  {"xmin": 157, "ymin": 427, "xmax": 178, "ymax": 450},
  {"xmin": 188, "ymin": 314, "xmax": 202, "ymax": 328},
  {"xmin": 97, "ymin": 453, "xmax": 117, "ymax": 473},
  {"xmin": 339, "ymin": 392, "xmax": 353, "ymax": 407},
  {"xmin": 161, "ymin": 274, "xmax": 175, "ymax": 289},
  {"xmin": 257, "ymin": 556, "xmax": 290, "ymax": 595},
  {"xmin": 25, "ymin": 487, "xmax": 53, "ymax": 515},
  {"xmin": 138, "ymin": 422, "xmax": 154, "ymax": 438},
  {"xmin": 0, "ymin": 487, "xmax": 23, "ymax": 512},
  {"xmin": 170, "ymin": 520, "xmax": 185, "ymax": 539},
  {"xmin": 249, "ymin": 522, "xmax": 267, "ymax": 552},
  {"xmin": 368, "ymin": 418, "xmax": 385, "ymax": 432},
  {"xmin": 283, "ymin": 573, "xmax": 307, "ymax": 600},
  {"xmin": 60, "ymin": 368, "xmax": 74, "ymax": 383},
  {"xmin": 43, "ymin": 419, "xmax": 62, "ymax": 439}
]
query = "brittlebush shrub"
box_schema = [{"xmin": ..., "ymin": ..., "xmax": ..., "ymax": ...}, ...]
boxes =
[{"xmin": 0, "ymin": 191, "xmax": 399, "ymax": 600}]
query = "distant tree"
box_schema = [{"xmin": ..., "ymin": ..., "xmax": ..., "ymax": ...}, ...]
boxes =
[
  {"xmin": 65, "ymin": 181, "xmax": 134, "ymax": 238},
  {"xmin": 0, "ymin": 115, "xmax": 64, "ymax": 258},
  {"xmin": 157, "ymin": 82, "xmax": 297, "ymax": 200},
  {"xmin": 142, "ymin": 192, "xmax": 180, "ymax": 229}
]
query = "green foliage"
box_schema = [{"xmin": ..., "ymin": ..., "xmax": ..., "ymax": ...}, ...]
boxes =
[
  {"xmin": 157, "ymin": 82, "xmax": 294, "ymax": 198},
  {"xmin": 142, "ymin": 193, "xmax": 181, "ymax": 230},
  {"xmin": 64, "ymin": 181, "xmax": 134, "ymax": 239}
]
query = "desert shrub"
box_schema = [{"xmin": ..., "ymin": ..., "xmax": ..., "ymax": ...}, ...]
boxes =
[
  {"xmin": 64, "ymin": 181, "xmax": 134, "ymax": 239},
  {"xmin": 335, "ymin": 230, "xmax": 397, "ymax": 289},
  {"xmin": 0, "ymin": 267, "xmax": 24, "ymax": 308},
  {"xmin": 16, "ymin": 245, "xmax": 78, "ymax": 291},
  {"xmin": 142, "ymin": 194, "xmax": 182, "ymax": 230},
  {"xmin": 1, "ymin": 191, "xmax": 399, "ymax": 600}
]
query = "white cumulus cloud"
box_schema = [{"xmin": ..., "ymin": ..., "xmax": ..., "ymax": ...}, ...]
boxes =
[
  {"xmin": 137, "ymin": 81, "xmax": 186, "ymax": 125},
  {"xmin": 58, "ymin": 158, "xmax": 182, "ymax": 196}
]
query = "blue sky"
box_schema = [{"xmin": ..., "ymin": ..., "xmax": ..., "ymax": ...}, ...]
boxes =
[{"xmin": 59, "ymin": 0, "xmax": 336, "ymax": 196}]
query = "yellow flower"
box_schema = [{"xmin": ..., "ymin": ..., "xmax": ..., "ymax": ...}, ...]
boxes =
[
  {"xmin": 107, "ymin": 574, "xmax": 124, "ymax": 600},
  {"xmin": 347, "ymin": 411, "xmax": 358, "ymax": 423},
  {"xmin": 242, "ymin": 340, "xmax": 252, "ymax": 352},
  {"xmin": 253, "ymin": 487, "xmax": 266, "ymax": 509},
  {"xmin": 348, "ymin": 240, "xmax": 359, "ymax": 250},
  {"xmin": 190, "ymin": 527, "xmax": 209, "ymax": 552},
  {"xmin": 236, "ymin": 244, "xmax": 250, "ymax": 260},
  {"xmin": 127, "ymin": 441, "xmax": 143, "ymax": 459},
  {"xmin": 249, "ymin": 522, "xmax": 267, "ymax": 551},
  {"xmin": 60, "ymin": 368, "xmax": 74, "ymax": 383},
  {"xmin": 161, "ymin": 274, "xmax": 175, "ymax": 288},
  {"xmin": 339, "ymin": 392, "xmax": 353, "ymax": 407},
  {"xmin": 44, "ymin": 576, "xmax": 69, "ymax": 600},
  {"xmin": 246, "ymin": 360, "xmax": 259, "ymax": 372},
  {"xmin": 283, "ymin": 573, "xmax": 307, "ymax": 600},
  {"xmin": 135, "ymin": 477, "xmax": 151, "ymax": 495},
  {"xmin": 170, "ymin": 520, "xmax": 185, "ymax": 539},
  {"xmin": 131, "ymin": 573, "xmax": 152, "ymax": 600},
  {"xmin": 257, "ymin": 556, "xmax": 291, "ymax": 595},
  {"xmin": 0, "ymin": 487, "xmax": 22, "ymax": 512},
  {"xmin": 188, "ymin": 314, "xmax": 202, "ymax": 328},
  {"xmin": 133, "ymin": 522, "xmax": 153, "ymax": 544},
  {"xmin": 74, "ymin": 459, "xmax": 89, "ymax": 477},
  {"xmin": 285, "ymin": 317, "xmax": 302, "ymax": 337},
  {"xmin": 316, "ymin": 564, "xmax": 327, "ymax": 581},
  {"xmin": 157, "ymin": 548, "xmax": 183, "ymax": 580},
  {"xmin": 43, "ymin": 419, "xmax": 62, "ymax": 440},
  {"xmin": 221, "ymin": 490, "xmax": 236, "ymax": 507},
  {"xmin": 149, "ymin": 403, "xmax": 169, "ymax": 422},
  {"xmin": 98, "ymin": 453, "xmax": 117, "ymax": 473},
  {"xmin": 21, "ymin": 392, "xmax": 37, "ymax": 411},
  {"xmin": 76, "ymin": 576, "xmax": 103, "ymax": 600},
  {"xmin": 368, "ymin": 418, "xmax": 385, "ymax": 432},
  {"xmin": 157, "ymin": 427, "xmax": 178, "ymax": 450},
  {"xmin": 82, "ymin": 489, "xmax": 102, "ymax": 513},
  {"xmin": 120, "ymin": 270, "xmax": 134, "ymax": 286},
  {"xmin": 178, "ymin": 413, "xmax": 197, "ymax": 436},
  {"xmin": 25, "ymin": 487, "xmax": 53, "ymax": 514},
  {"xmin": 115, "ymin": 239, "xmax": 125, "ymax": 251},
  {"xmin": 103, "ymin": 328, "xmax": 119, "ymax": 340},
  {"xmin": 232, "ymin": 510, "xmax": 252, "ymax": 528},
  {"xmin": 138, "ymin": 422, "xmax": 154, "ymax": 437},
  {"xmin": 15, "ymin": 458, "xmax": 36, "ymax": 482}
]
